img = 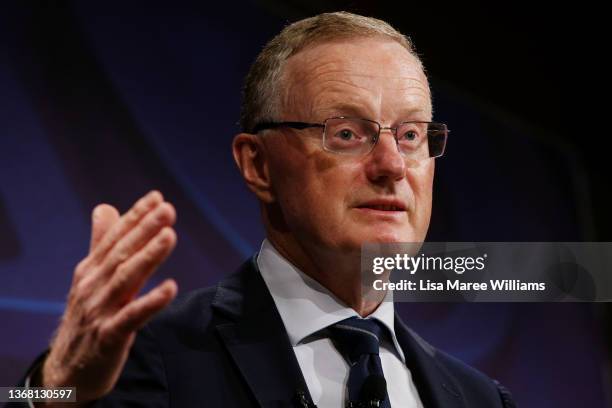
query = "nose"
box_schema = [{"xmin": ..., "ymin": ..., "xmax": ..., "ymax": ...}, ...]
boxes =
[{"xmin": 364, "ymin": 128, "xmax": 406, "ymax": 183}]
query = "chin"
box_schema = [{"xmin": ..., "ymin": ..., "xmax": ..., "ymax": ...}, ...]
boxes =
[
  {"xmin": 369, "ymin": 233, "xmax": 415, "ymax": 244},
  {"xmin": 351, "ymin": 225, "xmax": 422, "ymax": 246}
]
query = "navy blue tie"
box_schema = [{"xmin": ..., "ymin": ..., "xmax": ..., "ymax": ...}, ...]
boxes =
[{"xmin": 328, "ymin": 317, "xmax": 391, "ymax": 408}]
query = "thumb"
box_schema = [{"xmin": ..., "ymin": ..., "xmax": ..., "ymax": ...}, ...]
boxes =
[{"xmin": 90, "ymin": 204, "xmax": 120, "ymax": 252}]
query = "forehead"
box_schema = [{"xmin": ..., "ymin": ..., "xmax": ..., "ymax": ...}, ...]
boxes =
[{"xmin": 282, "ymin": 37, "xmax": 432, "ymax": 121}]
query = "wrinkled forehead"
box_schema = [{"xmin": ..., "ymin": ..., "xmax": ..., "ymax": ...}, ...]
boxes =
[{"xmin": 281, "ymin": 38, "xmax": 432, "ymax": 120}]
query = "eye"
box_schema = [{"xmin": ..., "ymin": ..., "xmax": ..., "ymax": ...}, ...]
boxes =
[
  {"xmin": 400, "ymin": 130, "xmax": 418, "ymax": 141},
  {"xmin": 336, "ymin": 129, "xmax": 355, "ymax": 140}
]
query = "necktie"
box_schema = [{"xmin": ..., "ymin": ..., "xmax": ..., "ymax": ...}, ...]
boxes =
[{"xmin": 328, "ymin": 317, "xmax": 391, "ymax": 408}]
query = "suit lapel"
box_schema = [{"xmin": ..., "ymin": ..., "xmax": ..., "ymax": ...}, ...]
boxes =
[
  {"xmin": 394, "ymin": 313, "xmax": 466, "ymax": 408},
  {"xmin": 212, "ymin": 257, "xmax": 310, "ymax": 408}
]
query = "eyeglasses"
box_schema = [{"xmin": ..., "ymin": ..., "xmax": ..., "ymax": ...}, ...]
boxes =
[{"xmin": 251, "ymin": 116, "xmax": 448, "ymax": 167}]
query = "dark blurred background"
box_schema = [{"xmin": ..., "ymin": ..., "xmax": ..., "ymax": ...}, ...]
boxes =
[{"xmin": 0, "ymin": 1, "xmax": 610, "ymax": 406}]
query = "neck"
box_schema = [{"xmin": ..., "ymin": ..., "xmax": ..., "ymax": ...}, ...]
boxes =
[{"xmin": 266, "ymin": 233, "xmax": 385, "ymax": 317}]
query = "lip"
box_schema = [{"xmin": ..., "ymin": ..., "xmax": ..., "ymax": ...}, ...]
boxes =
[{"xmin": 354, "ymin": 199, "xmax": 407, "ymax": 212}]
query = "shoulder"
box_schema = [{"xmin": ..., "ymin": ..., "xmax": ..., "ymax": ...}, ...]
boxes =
[
  {"xmin": 399, "ymin": 323, "xmax": 516, "ymax": 407},
  {"xmin": 154, "ymin": 285, "xmax": 218, "ymax": 325},
  {"xmin": 143, "ymin": 256, "xmax": 262, "ymax": 349},
  {"xmin": 435, "ymin": 348, "xmax": 516, "ymax": 407},
  {"xmin": 142, "ymin": 285, "xmax": 221, "ymax": 351}
]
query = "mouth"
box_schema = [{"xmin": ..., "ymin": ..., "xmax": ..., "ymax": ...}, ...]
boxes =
[{"xmin": 355, "ymin": 200, "xmax": 407, "ymax": 212}]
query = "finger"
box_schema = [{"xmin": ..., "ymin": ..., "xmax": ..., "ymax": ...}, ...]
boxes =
[
  {"xmin": 101, "ymin": 226, "xmax": 177, "ymax": 306},
  {"xmin": 90, "ymin": 204, "xmax": 120, "ymax": 253},
  {"xmin": 98, "ymin": 202, "xmax": 176, "ymax": 280},
  {"xmin": 106, "ymin": 279, "xmax": 178, "ymax": 337},
  {"xmin": 90, "ymin": 190, "xmax": 163, "ymax": 264}
]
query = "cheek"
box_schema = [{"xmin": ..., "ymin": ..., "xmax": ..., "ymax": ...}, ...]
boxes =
[
  {"xmin": 297, "ymin": 160, "xmax": 355, "ymax": 215},
  {"xmin": 407, "ymin": 160, "xmax": 435, "ymax": 223},
  {"xmin": 272, "ymin": 150, "xmax": 360, "ymax": 239}
]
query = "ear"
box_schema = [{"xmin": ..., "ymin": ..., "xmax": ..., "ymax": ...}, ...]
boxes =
[{"xmin": 232, "ymin": 133, "xmax": 275, "ymax": 203}]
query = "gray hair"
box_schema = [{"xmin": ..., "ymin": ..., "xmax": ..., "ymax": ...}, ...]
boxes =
[{"xmin": 240, "ymin": 11, "xmax": 423, "ymax": 133}]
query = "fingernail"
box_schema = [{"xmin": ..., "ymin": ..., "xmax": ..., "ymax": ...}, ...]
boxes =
[
  {"xmin": 92, "ymin": 206, "xmax": 102, "ymax": 222},
  {"xmin": 148, "ymin": 190, "xmax": 162, "ymax": 201}
]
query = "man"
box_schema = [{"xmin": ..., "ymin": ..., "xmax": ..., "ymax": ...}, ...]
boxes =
[{"xmin": 18, "ymin": 12, "xmax": 515, "ymax": 408}]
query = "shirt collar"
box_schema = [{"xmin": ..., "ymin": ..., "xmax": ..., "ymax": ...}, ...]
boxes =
[{"xmin": 256, "ymin": 239, "xmax": 405, "ymax": 362}]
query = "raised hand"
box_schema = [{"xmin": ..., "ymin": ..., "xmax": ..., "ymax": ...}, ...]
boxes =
[{"xmin": 39, "ymin": 190, "xmax": 178, "ymax": 405}]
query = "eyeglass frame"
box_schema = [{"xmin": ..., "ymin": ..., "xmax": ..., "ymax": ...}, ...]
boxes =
[{"xmin": 250, "ymin": 116, "xmax": 448, "ymax": 159}]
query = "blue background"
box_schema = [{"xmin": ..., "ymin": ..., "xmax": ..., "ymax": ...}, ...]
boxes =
[{"xmin": 0, "ymin": 1, "xmax": 610, "ymax": 406}]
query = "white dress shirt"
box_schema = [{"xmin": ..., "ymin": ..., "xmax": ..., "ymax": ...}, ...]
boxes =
[{"xmin": 257, "ymin": 239, "xmax": 423, "ymax": 408}]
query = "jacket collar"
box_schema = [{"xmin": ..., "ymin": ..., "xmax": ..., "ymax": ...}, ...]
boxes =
[
  {"xmin": 394, "ymin": 313, "xmax": 466, "ymax": 408},
  {"xmin": 212, "ymin": 256, "xmax": 311, "ymax": 407}
]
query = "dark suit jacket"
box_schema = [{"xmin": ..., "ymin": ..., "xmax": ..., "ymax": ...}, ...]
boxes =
[{"xmin": 14, "ymin": 256, "xmax": 516, "ymax": 407}]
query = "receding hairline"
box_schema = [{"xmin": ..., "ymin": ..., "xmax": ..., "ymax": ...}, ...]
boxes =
[
  {"xmin": 239, "ymin": 12, "xmax": 426, "ymax": 132},
  {"xmin": 284, "ymin": 34, "xmax": 422, "ymax": 67},
  {"xmin": 285, "ymin": 30, "xmax": 415, "ymax": 59},
  {"xmin": 279, "ymin": 36, "xmax": 431, "ymax": 118}
]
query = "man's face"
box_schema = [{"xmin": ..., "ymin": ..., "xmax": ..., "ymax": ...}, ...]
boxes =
[{"xmin": 263, "ymin": 37, "xmax": 434, "ymax": 254}]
